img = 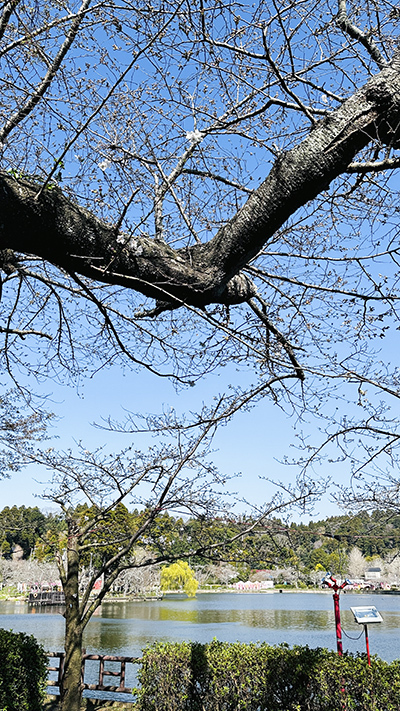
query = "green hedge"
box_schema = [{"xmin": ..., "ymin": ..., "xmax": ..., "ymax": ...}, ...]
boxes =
[
  {"xmin": 134, "ymin": 640, "xmax": 400, "ymax": 711},
  {"xmin": 0, "ymin": 629, "xmax": 48, "ymax": 711}
]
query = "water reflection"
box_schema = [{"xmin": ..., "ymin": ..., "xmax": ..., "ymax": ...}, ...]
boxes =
[
  {"xmin": 84, "ymin": 620, "xmax": 131, "ymax": 653},
  {"xmin": 152, "ymin": 606, "xmax": 333, "ymax": 630},
  {"xmin": 98, "ymin": 596, "xmax": 400, "ymax": 634}
]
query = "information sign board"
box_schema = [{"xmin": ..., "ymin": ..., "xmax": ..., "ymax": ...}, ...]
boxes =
[{"xmin": 350, "ymin": 606, "xmax": 383, "ymax": 624}]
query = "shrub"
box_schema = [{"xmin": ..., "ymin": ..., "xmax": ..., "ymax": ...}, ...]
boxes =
[
  {"xmin": 0, "ymin": 629, "xmax": 48, "ymax": 711},
  {"xmin": 134, "ymin": 640, "xmax": 400, "ymax": 711}
]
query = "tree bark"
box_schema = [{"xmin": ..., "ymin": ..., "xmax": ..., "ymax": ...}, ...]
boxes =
[
  {"xmin": 60, "ymin": 523, "xmax": 84, "ymax": 711},
  {"xmin": 1, "ymin": 61, "xmax": 400, "ymax": 308}
]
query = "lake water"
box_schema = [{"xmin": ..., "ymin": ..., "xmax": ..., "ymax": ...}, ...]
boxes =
[
  {"xmin": 1, "ymin": 591, "xmax": 399, "ymax": 699},
  {"xmin": 1, "ymin": 591, "xmax": 400, "ymax": 659}
]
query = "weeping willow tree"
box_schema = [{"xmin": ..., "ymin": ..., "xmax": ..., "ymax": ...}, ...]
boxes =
[{"xmin": 161, "ymin": 560, "xmax": 199, "ymax": 597}]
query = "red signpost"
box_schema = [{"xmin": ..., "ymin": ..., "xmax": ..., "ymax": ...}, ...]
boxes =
[
  {"xmin": 350, "ymin": 606, "xmax": 383, "ymax": 666},
  {"xmin": 322, "ymin": 573, "xmax": 349, "ymax": 655},
  {"xmin": 364, "ymin": 623, "xmax": 371, "ymax": 666}
]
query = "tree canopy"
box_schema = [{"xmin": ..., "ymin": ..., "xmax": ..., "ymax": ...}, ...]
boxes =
[
  {"xmin": 0, "ymin": 504, "xmax": 47, "ymax": 557},
  {"xmin": 0, "ymin": 391, "xmax": 50, "ymax": 478},
  {"xmin": 1, "ymin": 3, "xmax": 400, "ymax": 503}
]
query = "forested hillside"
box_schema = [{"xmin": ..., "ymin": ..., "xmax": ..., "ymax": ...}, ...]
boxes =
[{"xmin": 1, "ymin": 505, "xmax": 400, "ymax": 583}]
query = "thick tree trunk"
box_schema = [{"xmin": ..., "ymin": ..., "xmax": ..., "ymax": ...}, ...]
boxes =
[
  {"xmin": 60, "ymin": 525, "xmax": 84, "ymax": 711},
  {"xmin": 61, "ymin": 626, "xmax": 83, "ymax": 711},
  {"xmin": 0, "ymin": 62, "xmax": 399, "ymax": 308}
]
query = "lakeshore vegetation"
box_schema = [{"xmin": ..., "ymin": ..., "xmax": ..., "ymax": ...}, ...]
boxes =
[{"xmin": 2, "ymin": 631, "xmax": 400, "ymax": 711}]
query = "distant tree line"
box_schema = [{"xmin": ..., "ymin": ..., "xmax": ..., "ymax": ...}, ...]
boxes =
[{"xmin": 2, "ymin": 505, "xmax": 400, "ymax": 582}]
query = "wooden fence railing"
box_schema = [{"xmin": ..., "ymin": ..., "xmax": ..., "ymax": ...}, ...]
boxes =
[{"xmin": 47, "ymin": 651, "xmax": 142, "ymax": 695}]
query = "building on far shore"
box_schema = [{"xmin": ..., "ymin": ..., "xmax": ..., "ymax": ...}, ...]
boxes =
[{"xmin": 234, "ymin": 580, "xmax": 274, "ymax": 591}]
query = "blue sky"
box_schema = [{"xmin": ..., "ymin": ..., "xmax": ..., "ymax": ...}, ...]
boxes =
[{"xmin": 0, "ymin": 360, "xmax": 343, "ymax": 522}]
